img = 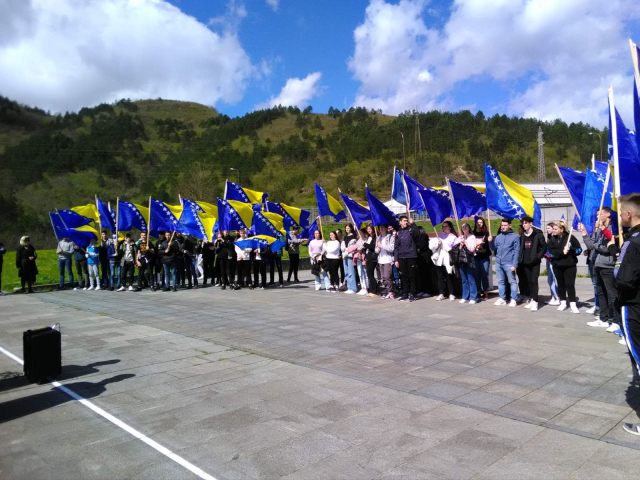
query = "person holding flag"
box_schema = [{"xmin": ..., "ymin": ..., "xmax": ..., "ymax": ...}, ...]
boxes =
[
  {"xmin": 615, "ymin": 193, "xmax": 640, "ymax": 437},
  {"xmin": 547, "ymin": 220, "xmax": 582, "ymax": 313},
  {"xmin": 287, "ymin": 226, "xmax": 304, "ymax": 283},
  {"xmin": 518, "ymin": 216, "xmax": 547, "ymax": 312},
  {"xmin": 376, "ymin": 224, "xmax": 396, "ymax": 299},
  {"xmin": 323, "ymin": 231, "xmax": 342, "ymax": 292},
  {"xmin": 234, "ymin": 228, "xmax": 253, "ymax": 290},
  {"xmin": 158, "ymin": 231, "xmax": 180, "ymax": 292},
  {"xmin": 393, "ymin": 215, "xmax": 421, "ymax": 302}
]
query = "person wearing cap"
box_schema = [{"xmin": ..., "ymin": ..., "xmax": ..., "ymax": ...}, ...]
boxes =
[{"xmin": 579, "ymin": 207, "xmax": 619, "ymax": 331}]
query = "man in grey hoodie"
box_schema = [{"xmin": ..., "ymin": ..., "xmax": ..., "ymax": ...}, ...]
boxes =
[
  {"xmin": 489, "ymin": 218, "xmax": 520, "ymax": 307},
  {"xmin": 56, "ymin": 237, "xmax": 75, "ymax": 290}
]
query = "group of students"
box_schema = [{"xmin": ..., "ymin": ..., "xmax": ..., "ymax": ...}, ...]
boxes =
[{"xmin": 47, "ymin": 227, "xmax": 306, "ymax": 293}]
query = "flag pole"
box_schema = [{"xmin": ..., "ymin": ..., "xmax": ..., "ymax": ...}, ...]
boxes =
[
  {"xmin": 338, "ymin": 188, "xmax": 365, "ymax": 241},
  {"xmin": 597, "ymin": 165, "xmax": 611, "ymax": 217},
  {"xmin": 317, "ymin": 215, "xmax": 324, "ymax": 240},
  {"xmin": 609, "ymin": 86, "xmax": 624, "ymax": 247},
  {"xmin": 115, "ymin": 197, "xmax": 120, "ymax": 248},
  {"xmin": 486, "ymin": 208, "xmax": 492, "ymax": 235},
  {"xmin": 95, "ymin": 195, "xmax": 102, "ymax": 245},
  {"xmin": 55, "ymin": 209, "xmax": 69, "ymax": 230},
  {"xmin": 147, "ymin": 196, "xmax": 152, "ymax": 248},
  {"xmin": 445, "ymin": 178, "xmax": 462, "ymax": 233},
  {"xmin": 401, "ymin": 170, "xmax": 411, "ymax": 221},
  {"xmin": 554, "ymin": 163, "xmax": 581, "ymax": 222}
]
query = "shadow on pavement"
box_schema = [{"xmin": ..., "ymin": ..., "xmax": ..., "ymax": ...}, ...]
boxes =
[
  {"xmin": 0, "ymin": 360, "xmax": 121, "ymax": 393},
  {"xmin": 0, "ymin": 373, "xmax": 135, "ymax": 424}
]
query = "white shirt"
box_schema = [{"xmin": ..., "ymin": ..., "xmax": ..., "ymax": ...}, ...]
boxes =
[
  {"xmin": 376, "ymin": 234, "xmax": 395, "ymax": 264},
  {"xmin": 323, "ymin": 240, "xmax": 341, "ymax": 259}
]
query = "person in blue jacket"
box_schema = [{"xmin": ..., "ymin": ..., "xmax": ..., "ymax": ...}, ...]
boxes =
[{"xmin": 489, "ymin": 218, "xmax": 520, "ymax": 307}]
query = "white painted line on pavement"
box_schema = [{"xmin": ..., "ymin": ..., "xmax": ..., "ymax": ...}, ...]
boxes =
[{"xmin": 0, "ymin": 344, "xmax": 217, "ymax": 480}]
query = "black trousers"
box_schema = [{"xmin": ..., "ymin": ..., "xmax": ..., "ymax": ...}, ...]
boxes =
[
  {"xmin": 553, "ymin": 264, "xmax": 577, "ymax": 302},
  {"xmin": 325, "ymin": 258, "xmax": 340, "ymax": 287},
  {"xmin": 595, "ymin": 267, "xmax": 620, "ymax": 324},
  {"xmin": 268, "ymin": 256, "xmax": 283, "ymax": 285},
  {"xmin": 522, "ymin": 263, "xmax": 540, "ymax": 301},
  {"xmin": 339, "ymin": 257, "xmax": 345, "ymax": 283},
  {"xmin": 184, "ymin": 256, "xmax": 195, "ymax": 286},
  {"xmin": 218, "ymin": 258, "xmax": 230, "ymax": 286},
  {"xmin": 203, "ymin": 256, "xmax": 215, "ymax": 285},
  {"xmin": 122, "ymin": 262, "xmax": 135, "ymax": 287},
  {"xmin": 229, "ymin": 258, "xmax": 237, "ymax": 284},
  {"xmin": 366, "ymin": 260, "xmax": 379, "ymax": 294},
  {"xmin": 436, "ymin": 265, "xmax": 454, "ymax": 296},
  {"xmin": 176, "ymin": 257, "xmax": 185, "ymax": 285},
  {"xmin": 75, "ymin": 259, "xmax": 89, "ymax": 288},
  {"xmin": 138, "ymin": 262, "xmax": 154, "ymax": 288},
  {"xmin": 236, "ymin": 260, "xmax": 251, "ymax": 287},
  {"xmin": 253, "ymin": 259, "xmax": 266, "ymax": 287},
  {"xmin": 100, "ymin": 258, "xmax": 110, "ymax": 287},
  {"xmin": 398, "ymin": 258, "xmax": 418, "ymax": 296},
  {"xmin": 517, "ymin": 265, "xmax": 529, "ymax": 298},
  {"xmin": 287, "ymin": 253, "xmax": 300, "ymax": 281}
]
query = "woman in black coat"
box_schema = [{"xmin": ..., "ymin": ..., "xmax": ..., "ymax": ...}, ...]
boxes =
[
  {"xmin": 547, "ymin": 221, "xmax": 581, "ymax": 313},
  {"xmin": 16, "ymin": 236, "xmax": 38, "ymax": 293}
]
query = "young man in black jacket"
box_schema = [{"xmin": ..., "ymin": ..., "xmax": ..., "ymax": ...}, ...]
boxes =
[
  {"xmin": 393, "ymin": 215, "xmax": 421, "ymax": 302},
  {"xmin": 158, "ymin": 232, "xmax": 180, "ymax": 292},
  {"xmin": 518, "ymin": 216, "xmax": 547, "ymax": 312},
  {"xmin": 616, "ymin": 194, "xmax": 640, "ymax": 436}
]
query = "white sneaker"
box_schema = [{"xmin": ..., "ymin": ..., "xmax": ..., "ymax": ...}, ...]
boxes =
[
  {"xmin": 557, "ymin": 301, "xmax": 567, "ymax": 311},
  {"xmin": 435, "ymin": 294, "xmax": 444, "ymax": 301},
  {"xmin": 494, "ymin": 298, "xmax": 506, "ymax": 306},
  {"xmin": 459, "ymin": 299, "xmax": 468, "ymax": 304},
  {"xmin": 570, "ymin": 302, "xmax": 580, "ymax": 314},
  {"xmin": 345, "ymin": 290, "xmax": 355, "ymax": 294},
  {"xmin": 469, "ymin": 300, "xmax": 477, "ymax": 305},
  {"xmin": 587, "ymin": 319, "xmax": 609, "ymax": 328},
  {"xmin": 95, "ymin": 285, "xmax": 101, "ymax": 291},
  {"xmin": 549, "ymin": 297, "xmax": 560, "ymax": 306},
  {"xmin": 449, "ymin": 295, "xmax": 456, "ymax": 301},
  {"xmin": 586, "ymin": 306, "xmax": 597, "ymax": 315},
  {"xmin": 87, "ymin": 286, "xmax": 94, "ymax": 291},
  {"xmin": 530, "ymin": 301, "xmax": 538, "ymax": 312},
  {"xmin": 620, "ymin": 338, "xmax": 627, "ymax": 346},
  {"xmin": 607, "ymin": 323, "xmax": 620, "ymax": 333},
  {"xmin": 128, "ymin": 286, "xmax": 134, "ymax": 291},
  {"xmin": 508, "ymin": 299, "xmax": 517, "ymax": 308},
  {"xmin": 82, "ymin": 287, "xmax": 88, "ymax": 291},
  {"xmin": 524, "ymin": 300, "xmax": 533, "ymax": 309},
  {"xmin": 73, "ymin": 287, "xmax": 79, "ymax": 291},
  {"xmin": 357, "ymin": 289, "xmax": 368, "ymax": 296},
  {"xmin": 315, "ymin": 286, "xmax": 321, "ymax": 291},
  {"xmin": 117, "ymin": 286, "xmax": 125, "ymax": 292}
]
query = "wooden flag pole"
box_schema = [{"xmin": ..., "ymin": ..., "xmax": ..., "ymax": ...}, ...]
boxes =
[
  {"xmin": 338, "ymin": 188, "xmax": 365, "ymax": 241},
  {"xmin": 487, "ymin": 208, "xmax": 492, "ymax": 236},
  {"xmin": 317, "ymin": 215, "xmax": 324, "ymax": 240},
  {"xmin": 400, "ymin": 170, "xmax": 411, "ymax": 220},
  {"xmin": 445, "ymin": 178, "xmax": 462, "ymax": 233},
  {"xmin": 147, "ymin": 196, "xmax": 152, "ymax": 248},
  {"xmin": 115, "ymin": 197, "xmax": 120, "ymax": 248}
]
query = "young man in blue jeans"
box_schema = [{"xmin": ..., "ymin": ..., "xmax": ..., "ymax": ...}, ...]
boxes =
[
  {"xmin": 56, "ymin": 237, "xmax": 74, "ymax": 290},
  {"xmin": 489, "ymin": 218, "xmax": 520, "ymax": 307}
]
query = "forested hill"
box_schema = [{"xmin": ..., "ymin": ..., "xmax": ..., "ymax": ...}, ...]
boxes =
[{"xmin": 0, "ymin": 95, "xmax": 604, "ymax": 246}]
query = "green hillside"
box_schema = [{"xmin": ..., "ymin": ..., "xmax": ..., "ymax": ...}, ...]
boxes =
[{"xmin": 0, "ymin": 95, "xmax": 604, "ymax": 248}]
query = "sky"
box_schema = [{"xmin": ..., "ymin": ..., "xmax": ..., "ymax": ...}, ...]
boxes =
[{"xmin": 1, "ymin": 0, "xmax": 640, "ymax": 127}]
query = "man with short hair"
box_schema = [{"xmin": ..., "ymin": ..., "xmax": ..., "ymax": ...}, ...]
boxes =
[
  {"xmin": 615, "ymin": 194, "xmax": 640, "ymax": 437},
  {"xmin": 158, "ymin": 231, "xmax": 179, "ymax": 292},
  {"xmin": 56, "ymin": 237, "xmax": 74, "ymax": 290},
  {"xmin": 518, "ymin": 216, "xmax": 547, "ymax": 312},
  {"xmin": 393, "ymin": 215, "xmax": 421, "ymax": 302},
  {"xmin": 99, "ymin": 230, "xmax": 112, "ymax": 289},
  {"xmin": 287, "ymin": 226, "xmax": 304, "ymax": 283},
  {"xmin": 489, "ymin": 219, "xmax": 520, "ymax": 307},
  {"xmin": 119, "ymin": 233, "xmax": 137, "ymax": 292}
]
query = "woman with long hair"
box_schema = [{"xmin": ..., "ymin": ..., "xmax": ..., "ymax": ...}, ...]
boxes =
[
  {"xmin": 473, "ymin": 217, "xmax": 491, "ymax": 300},
  {"xmin": 544, "ymin": 222, "xmax": 560, "ymax": 305},
  {"xmin": 309, "ymin": 229, "xmax": 330, "ymax": 291},
  {"xmin": 431, "ymin": 220, "xmax": 457, "ymax": 301},
  {"xmin": 323, "ymin": 231, "xmax": 342, "ymax": 292},
  {"xmin": 354, "ymin": 227, "xmax": 370, "ymax": 295},
  {"xmin": 547, "ymin": 220, "xmax": 582, "ymax": 313},
  {"xmin": 341, "ymin": 223, "xmax": 358, "ymax": 294},
  {"xmin": 376, "ymin": 224, "xmax": 395, "ymax": 299},
  {"xmin": 455, "ymin": 222, "xmax": 478, "ymax": 304},
  {"xmin": 362, "ymin": 224, "xmax": 379, "ymax": 297}
]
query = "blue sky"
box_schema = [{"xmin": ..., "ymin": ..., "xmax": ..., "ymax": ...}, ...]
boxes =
[{"xmin": 2, "ymin": 0, "xmax": 640, "ymax": 127}]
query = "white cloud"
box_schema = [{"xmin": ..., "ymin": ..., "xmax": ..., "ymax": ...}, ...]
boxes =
[
  {"xmin": 266, "ymin": 0, "xmax": 280, "ymax": 12},
  {"xmin": 256, "ymin": 72, "xmax": 322, "ymax": 109},
  {"xmin": 349, "ymin": 0, "xmax": 640, "ymax": 126},
  {"xmin": 0, "ymin": 0, "xmax": 255, "ymax": 113}
]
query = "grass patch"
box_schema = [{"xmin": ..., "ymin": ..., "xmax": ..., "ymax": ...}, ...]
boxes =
[{"xmin": 2, "ymin": 249, "xmax": 60, "ymax": 292}]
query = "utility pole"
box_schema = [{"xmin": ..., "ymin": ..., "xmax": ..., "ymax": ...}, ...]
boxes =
[{"xmin": 537, "ymin": 126, "xmax": 545, "ymax": 182}]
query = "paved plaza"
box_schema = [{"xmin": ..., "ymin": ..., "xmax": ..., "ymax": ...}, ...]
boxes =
[{"xmin": 1, "ymin": 273, "xmax": 640, "ymax": 479}]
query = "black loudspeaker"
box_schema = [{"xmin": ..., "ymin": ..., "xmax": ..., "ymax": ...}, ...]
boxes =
[{"xmin": 23, "ymin": 324, "xmax": 62, "ymax": 383}]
